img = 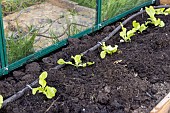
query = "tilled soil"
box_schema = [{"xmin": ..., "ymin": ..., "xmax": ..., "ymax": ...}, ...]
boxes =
[{"xmin": 0, "ymin": 12, "xmax": 170, "ymax": 113}]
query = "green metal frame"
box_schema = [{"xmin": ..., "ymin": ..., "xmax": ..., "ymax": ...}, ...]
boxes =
[
  {"xmin": 0, "ymin": 0, "xmax": 154, "ymax": 76},
  {"xmin": 96, "ymin": 0, "xmax": 102, "ymax": 29},
  {"xmin": 0, "ymin": 5, "xmax": 8, "ymax": 75}
]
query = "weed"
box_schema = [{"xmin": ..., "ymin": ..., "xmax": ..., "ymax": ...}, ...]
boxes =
[
  {"xmin": 64, "ymin": 13, "xmax": 84, "ymax": 37},
  {"xmin": 6, "ymin": 24, "xmax": 37, "ymax": 63},
  {"xmin": 48, "ymin": 29, "xmax": 59, "ymax": 44},
  {"xmin": 2, "ymin": 0, "xmax": 45, "ymax": 16},
  {"xmin": 71, "ymin": 0, "xmax": 150, "ymax": 20}
]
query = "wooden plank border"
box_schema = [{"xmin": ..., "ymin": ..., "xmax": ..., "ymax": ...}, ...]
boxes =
[{"xmin": 150, "ymin": 92, "xmax": 170, "ymax": 113}]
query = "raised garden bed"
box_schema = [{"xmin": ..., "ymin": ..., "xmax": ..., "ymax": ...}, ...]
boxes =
[{"xmin": 0, "ymin": 5, "xmax": 170, "ymax": 113}]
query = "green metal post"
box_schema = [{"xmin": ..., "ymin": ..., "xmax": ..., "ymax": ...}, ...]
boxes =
[
  {"xmin": 96, "ymin": 0, "xmax": 102, "ymax": 29},
  {"xmin": 0, "ymin": 4, "xmax": 8, "ymax": 75}
]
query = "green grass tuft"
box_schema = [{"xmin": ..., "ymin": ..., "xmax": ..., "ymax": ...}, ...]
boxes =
[
  {"xmin": 6, "ymin": 26, "xmax": 37, "ymax": 63},
  {"xmin": 71, "ymin": 0, "xmax": 150, "ymax": 20},
  {"xmin": 2, "ymin": 0, "xmax": 45, "ymax": 16}
]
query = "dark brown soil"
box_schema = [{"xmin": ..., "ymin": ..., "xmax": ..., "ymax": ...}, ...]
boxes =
[{"xmin": 0, "ymin": 11, "xmax": 170, "ymax": 113}]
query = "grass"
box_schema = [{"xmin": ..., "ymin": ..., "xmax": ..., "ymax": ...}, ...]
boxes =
[
  {"xmin": 1, "ymin": 0, "xmax": 45, "ymax": 16},
  {"xmin": 71, "ymin": 0, "xmax": 96, "ymax": 9},
  {"xmin": 64, "ymin": 12, "xmax": 84, "ymax": 37},
  {"xmin": 5, "ymin": 22, "xmax": 82, "ymax": 64},
  {"xmin": 66, "ymin": 23, "xmax": 83, "ymax": 37},
  {"xmin": 71, "ymin": 0, "xmax": 150, "ymax": 20},
  {"xmin": 6, "ymin": 24, "xmax": 37, "ymax": 63},
  {"xmin": 2, "ymin": 0, "xmax": 80, "ymax": 63}
]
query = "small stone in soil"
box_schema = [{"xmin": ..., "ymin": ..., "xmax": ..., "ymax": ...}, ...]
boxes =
[
  {"xmin": 97, "ymin": 91, "xmax": 110, "ymax": 104},
  {"xmin": 110, "ymin": 100, "xmax": 124, "ymax": 109},
  {"xmin": 81, "ymin": 72, "xmax": 87, "ymax": 76},
  {"xmin": 81, "ymin": 108, "xmax": 86, "ymax": 112},
  {"xmin": 104, "ymin": 86, "xmax": 111, "ymax": 93}
]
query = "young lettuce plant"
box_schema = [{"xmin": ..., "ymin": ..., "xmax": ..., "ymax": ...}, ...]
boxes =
[
  {"xmin": 57, "ymin": 54, "xmax": 95, "ymax": 68},
  {"xmin": 120, "ymin": 21, "xmax": 147, "ymax": 42},
  {"xmin": 120, "ymin": 23, "xmax": 136, "ymax": 42},
  {"xmin": 0, "ymin": 95, "xmax": 3, "ymax": 109},
  {"xmin": 100, "ymin": 42, "xmax": 118, "ymax": 59},
  {"xmin": 155, "ymin": 8, "xmax": 166, "ymax": 15},
  {"xmin": 155, "ymin": 8, "xmax": 170, "ymax": 15},
  {"xmin": 132, "ymin": 20, "xmax": 147, "ymax": 33},
  {"xmin": 32, "ymin": 72, "xmax": 57, "ymax": 99},
  {"xmin": 145, "ymin": 6, "xmax": 165, "ymax": 27},
  {"xmin": 164, "ymin": 8, "xmax": 170, "ymax": 15}
]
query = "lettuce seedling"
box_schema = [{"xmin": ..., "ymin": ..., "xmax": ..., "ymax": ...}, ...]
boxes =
[
  {"xmin": 32, "ymin": 72, "xmax": 57, "ymax": 99},
  {"xmin": 100, "ymin": 42, "xmax": 118, "ymax": 59},
  {"xmin": 57, "ymin": 54, "xmax": 95, "ymax": 67},
  {"xmin": 145, "ymin": 6, "xmax": 155, "ymax": 18},
  {"xmin": 146, "ymin": 17, "xmax": 165, "ymax": 27},
  {"xmin": 164, "ymin": 8, "xmax": 170, "ymax": 15},
  {"xmin": 132, "ymin": 20, "xmax": 147, "ymax": 33},
  {"xmin": 145, "ymin": 6, "xmax": 165, "ymax": 27},
  {"xmin": 0, "ymin": 95, "xmax": 3, "ymax": 109},
  {"xmin": 155, "ymin": 8, "xmax": 165, "ymax": 15},
  {"xmin": 120, "ymin": 23, "xmax": 136, "ymax": 42},
  {"xmin": 155, "ymin": 8, "xmax": 170, "ymax": 15}
]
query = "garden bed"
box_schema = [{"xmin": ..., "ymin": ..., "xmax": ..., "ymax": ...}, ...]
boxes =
[{"xmin": 0, "ymin": 7, "xmax": 170, "ymax": 113}]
